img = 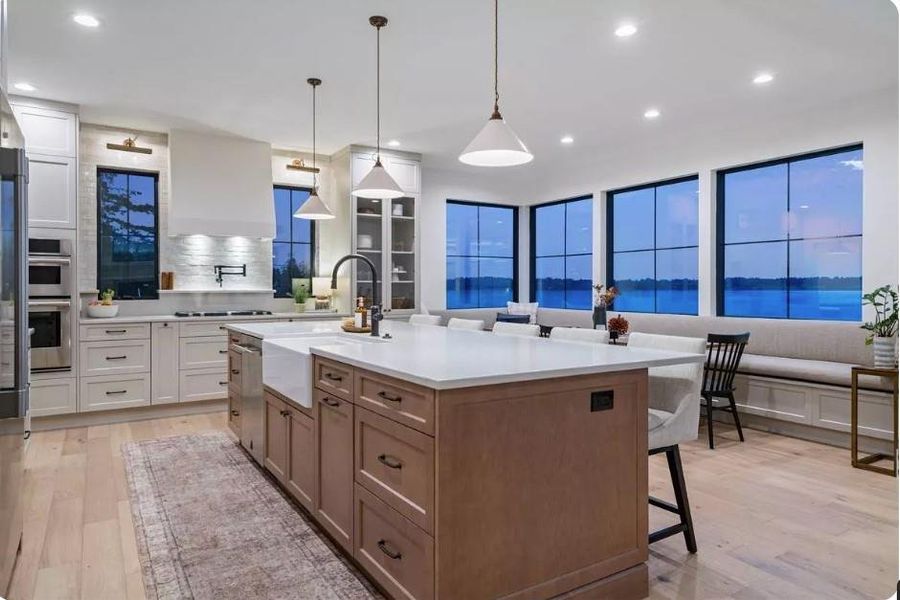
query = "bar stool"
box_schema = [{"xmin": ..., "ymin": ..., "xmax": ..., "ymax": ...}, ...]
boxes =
[
  {"xmin": 628, "ymin": 332, "xmax": 707, "ymax": 553},
  {"xmin": 702, "ymin": 333, "xmax": 750, "ymax": 449},
  {"xmin": 548, "ymin": 327, "xmax": 610, "ymax": 344},
  {"xmin": 491, "ymin": 322, "xmax": 540, "ymax": 337},
  {"xmin": 409, "ymin": 314, "xmax": 442, "ymax": 326},
  {"xmin": 447, "ymin": 317, "xmax": 485, "ymax": 331}
]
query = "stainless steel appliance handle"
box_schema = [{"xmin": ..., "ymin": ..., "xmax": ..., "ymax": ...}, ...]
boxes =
[
  {"xmin": 28, "ymin": 256, "xmax": 71, "ymax": 266},
  {"xmin": 231, "ymin": 344, "xmax": 260, "ymax": 355},
  {"xmin": 27, "ymin": 299, "xmax": 71, "ymax": 308}
]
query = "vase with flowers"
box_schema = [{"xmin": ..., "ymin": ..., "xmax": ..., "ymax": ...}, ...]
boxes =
[
  {"xmin": 591, "ymin": 284, "xmax": 619, "ymax": 329},
  {"xmin": 861, "ymin": 284, "xmax": 898, "ymax": 368}
]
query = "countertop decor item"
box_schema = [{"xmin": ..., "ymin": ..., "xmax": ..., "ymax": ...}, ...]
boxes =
[
  {"xmin": 160, "ymin": 271, "xmax": 174, "ymax": 290},
  {"xmin": 293, "ymin": 285, "xmax": 308, "ymax": 312},
  {"xmin": 294, "ymin": 77, "xmax": 334, "ymax": 219},
  {"xmin": 608, "ymin": 314, "xmax": 629, "ymax": 342},
  {"xmin": 592, "ymin": 285, "xmax": 619, "ymax": 329},
  {"xmin": 351, "ymin": 16, "xmax": 404, "ymax": 200},
  {"xmin": 86, "ymin": 288, "xmax": 119, "ymax": 318},
  {"xmin": 341, "ymin": 317, "xmax": 371, "ymax": 334},
  {"xmin": 458, "ymin": 0, "xmax": 533, "ymax": 167},
  {"xmin": 861, "ymin": 285, "xmax": 898, "ymax": 368}
]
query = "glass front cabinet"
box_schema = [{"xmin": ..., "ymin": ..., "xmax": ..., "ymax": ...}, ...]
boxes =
[{"xmin": 349, "ymin": 149, "xmax": 420, "ymax": 317}]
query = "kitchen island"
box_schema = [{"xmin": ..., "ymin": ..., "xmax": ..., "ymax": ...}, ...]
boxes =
[{"xmin": 225, "ymin": 320, "xmax": 703, "ymax": 600}]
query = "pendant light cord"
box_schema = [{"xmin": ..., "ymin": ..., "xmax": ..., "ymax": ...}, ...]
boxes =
[
  {"xmin": 312, "ymin": 82, "xmax": 317, "ymax": 189},
  {"xmin": 492, "ymin": 0, "xmax": 500, "ymax": 119},
  {"xmin": 376, "ymin": 22, "xmax": 382, "ymax": 163}
]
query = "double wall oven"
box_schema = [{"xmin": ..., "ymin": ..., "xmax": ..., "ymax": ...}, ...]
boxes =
[{"xmin": 27, "ymin": 237, "xmax": 72, "ymax": 372}]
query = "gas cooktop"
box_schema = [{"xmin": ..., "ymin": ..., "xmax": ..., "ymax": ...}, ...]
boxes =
[{"xmin": 173, "ymin": 310, "xmax": 273, "ymax": 318}]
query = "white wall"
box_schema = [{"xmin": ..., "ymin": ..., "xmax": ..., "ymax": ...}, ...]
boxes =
[
  {"xmin": 418, "ymin": 166, "xmax": 532, "ymax": 311},
  {"xmin": 522, "ymin": 89, "xmax": 899, "ymax": 321}
]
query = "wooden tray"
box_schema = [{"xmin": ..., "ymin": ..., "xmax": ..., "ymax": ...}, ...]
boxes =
[{"xmin": 341, "ymin": 324, "xmax": 372, "ymax": 334}]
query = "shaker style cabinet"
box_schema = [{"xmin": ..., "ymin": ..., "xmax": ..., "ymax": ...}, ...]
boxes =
[
  {"xmin": 349, "ymin": 150, "xmax": 420, "ymax": 316},
  {"xmin": 11, "ymin": 103, "xmax": 79, "ymax": 229},
  {"xmin": 151, "ymin": 322, "xmax": 179, "ymax": 405},
  {"xmin": 315, "ymin": 388, "xmax": 355, "ymax": 554},
  {"xmin": 263, "ymin": 390, "xmax": 316, "ymax": 513}
]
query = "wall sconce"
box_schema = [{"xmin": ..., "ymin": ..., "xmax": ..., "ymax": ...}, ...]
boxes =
[
  {"xmin": 286, "ymin": 158, "xmax": 320, "ymax": 174},
  {"xmin": 107, "ymin": 136, "xmax": 152, "ymax": 154}
]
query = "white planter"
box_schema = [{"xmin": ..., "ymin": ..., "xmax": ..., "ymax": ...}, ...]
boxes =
[
  {"xmin": 873, "ymin": 336, "xmax": 897, "ymax": 368},
  {"xmin": 86, "ymin": 304, "xmax": 119, "ymax": 318}
]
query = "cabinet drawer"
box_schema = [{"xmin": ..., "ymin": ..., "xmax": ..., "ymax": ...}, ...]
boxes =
[
  {"xmin": 79, "ymin": 374, "xmax": 151, "ymax": 412},
  {"xmin": 228, "ymin": 350, "xmax": 242, "ymax": 387},
  {"xmin": 80, "ymin": 322, "xmax": 150, "ymax": 341},
  {"xmin": 179, "ymin": 321, "xmax": 231, "ymax": 338},
  {"xmin": 314, "ymin": 357, "xmax": 353, "ymax": 400},
  {"xmin": 356, "ymin": 370, "xmax": 434, "ymax": 435},
  {"xmin": 228, "ymin": 385, "xmax": 242, "ymax": 436},
  {"xmin": 356, "ymin": 407, "xmax": 434, "ymax": 533},
  {"xmin": 80, "ymin": 340, "xmax": 150, "ymax": 377},
  {"xmin": 179, "ymin": 367, "xmax": 229, "ymax": 402},
  {"xmin": 355, "ymin": 484, "xmax": 434, "ymax": 600},
  {"xmin": 179, "ymin": 336, "xmax": 229, "ymax": 369},
  {"xmin": 30, "ymin": 377, "xmax": 77, "ymax": 416}
]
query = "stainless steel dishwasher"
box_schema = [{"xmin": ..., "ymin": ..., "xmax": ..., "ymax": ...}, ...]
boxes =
[{"xmin": 232, "ymin": 341, "xmax": 264, "ymax": 465}]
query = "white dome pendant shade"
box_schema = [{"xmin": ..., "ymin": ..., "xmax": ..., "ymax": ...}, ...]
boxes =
[
  {"xmin": 352, "ymin": 16, "xmax": 405, "ymax": 200},
  {"xmin": 458, "ymin": 0, "xmax": 532, "ymax": 168},
  {"xmin": 294, "ymin": 188, "xmax": 334, "ymax": 220},
  {"xmin": 295, "ymin": 77, "xmax": 334, "ymax": 220},
  {"xmin": 459, "ymin": 113, "xmax": 532, "ymax": 167},
  {"xmin": 353, "ymin": 159, "xmax": 404, "ymax": 199}
]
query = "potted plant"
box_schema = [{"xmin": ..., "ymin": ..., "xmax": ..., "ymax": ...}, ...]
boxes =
[
  {"xmin": 592, "ymin": 284, "xmax": 618, "ymax": 329},
  {"xmin": 86, "ymin": 289, "xmax": 119, "ymax": 318},
  {"xmin": 293, "ymin": 285, "xmax": 308, "ymax": 313},
  {"xmin": 861, "ymin": 284, "xmax": 898, "ymax": 368},
  {"xmin": 607, "ymin": 314, "xmax": 630, "ymax": 344}
]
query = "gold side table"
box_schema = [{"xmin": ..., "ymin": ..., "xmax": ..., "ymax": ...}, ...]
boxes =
[{"xmin": 850, "ymin": 366, "xmax": 899, "ymax": 476}]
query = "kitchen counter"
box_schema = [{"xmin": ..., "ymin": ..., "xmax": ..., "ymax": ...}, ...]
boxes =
[{"xmin": 78, "ymin": 311, "xmax": 344, "ymax": 325}]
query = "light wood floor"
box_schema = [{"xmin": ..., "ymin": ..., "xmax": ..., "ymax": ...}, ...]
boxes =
[{"xmin": 6, "ymin": 414, "xmax": 897, "ymax": 600}]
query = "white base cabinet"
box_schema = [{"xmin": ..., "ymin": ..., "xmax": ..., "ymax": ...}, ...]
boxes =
[
  {"xmin": 151, "ymin": 322, "xmax": 179, "ymax": 404},
  {"xmin": 29, "ymin": 377, "xmax": 77, "ymax": 417},
  {"xmin": 179, "ymin": 368, "xmax": 230, "ymax": 403},
  {"xmin": 79, "ymin": 373, "xmax": 151, "ymax": 412}
]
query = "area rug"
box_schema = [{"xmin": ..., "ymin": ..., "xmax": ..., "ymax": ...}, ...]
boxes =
[{"xmin": 123, "ymin": 431, "xmax": 380, "ymax": 600}]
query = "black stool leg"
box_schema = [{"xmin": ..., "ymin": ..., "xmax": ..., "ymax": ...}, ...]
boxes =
[
  {"xmin": 705, "ymin": 395, "xmax": 715, "ymax": 449},
  {"xmin": 666, "ymin": 446, "xmax": 697, "ymax": 553},
  {"xmin": 727, "ymin": 392, "xmax": 745, "ymax": 442}
]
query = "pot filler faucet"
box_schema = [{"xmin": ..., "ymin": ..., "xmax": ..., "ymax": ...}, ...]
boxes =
[{"xmin": 331, "ymin": 254, "xmax": 382, "ymax": 337}]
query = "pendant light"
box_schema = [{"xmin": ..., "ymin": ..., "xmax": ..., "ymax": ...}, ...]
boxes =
[
  {"xmin": 295, "ymin": 77, "xmax": 335, "ymax": 219},
  {"xmin": 459, "ymin": 0, "xmax": 532, "ymax": 167},
  {"xmin": 352, "ymin": 16, "xmax": 405, "ymax": 199}
]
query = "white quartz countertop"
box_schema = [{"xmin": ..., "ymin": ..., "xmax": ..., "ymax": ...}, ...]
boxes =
[
  {"xmin": 243, "ymin": 320, "xmax": 705, "ymax": 390},
  {"xmin": 227, "ymin": 320, "xmax": 345, "ymax": 338},
  {"xmin": 79, "ymin": 311, "xmax": 344, "ymax": 325}
]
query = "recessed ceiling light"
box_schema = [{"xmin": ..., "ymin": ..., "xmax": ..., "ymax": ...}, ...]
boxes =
[
  {"xmin": 753, "ymin": 72, "xmax": 774, "ymax": 85},
  {"xmin": 73, "ymin": 14, "xmax": 100, "ymax": 27},
  {"xmin": 13, "ymin": 82, "xmax": 36, "ymax": 92},
  {"xmin": 643, "ymin": 108, "xmax": 660, "ymax": 119},
  {"xmin": 560, "ymin": 135, "xmax": 574, "ymax": 144},
  {"xmin": 615, "ymin": 23, "xmax": 637, "ymax": 37},
  {"xmin": 387, "ymin": 139, "xmax": 400, "ymax": 148}
]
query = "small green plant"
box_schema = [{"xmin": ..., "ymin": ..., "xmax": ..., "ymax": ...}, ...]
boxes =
[
  {"xmin": 293, "ymin": 285, "xmax": 309, "ymax": 304},
  {"xmin": 861, "ymin": 285, "xmax": 898, "ymax": 344},
  {"xmin": 99, "ymin": 289, "xmax": 115, "ymax": 305}
]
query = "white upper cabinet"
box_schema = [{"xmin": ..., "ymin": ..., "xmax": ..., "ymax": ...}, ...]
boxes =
[
  {"xmin": 352, "ymin": 154, "xmax": 420, "ymax": 194},
  {"xmin": 13, "ymin": 105, "xmax": 77, "ymax": 157},
  {"xmin": 26, "ymin": 154, "xmax": 77, "ymax": 229}
]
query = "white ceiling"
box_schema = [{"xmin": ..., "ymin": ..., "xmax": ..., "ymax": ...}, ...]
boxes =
[{"xmin": 8, "ymin": 0, "xmax": 898, "ymax": 174}]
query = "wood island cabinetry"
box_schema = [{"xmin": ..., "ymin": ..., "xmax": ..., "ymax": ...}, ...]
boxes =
[{"xmin": 259, "ymin": 355, "xmax": 650, "ymax": 600}]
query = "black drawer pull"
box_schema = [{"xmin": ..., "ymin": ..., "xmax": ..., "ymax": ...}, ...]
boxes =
[
  {"xmin": 377, "ymin": 391, "xmax": 402, "ymax": 403},
  {"xmin": 231, "ymin": 369, "xmax": 240, "ymax": 375},
  {"xmin": 377, "ymin": 454, "xmax": 402, "ymax": 469},
  {"xmin": 219, "ymin": 326, "xmax": 227, "ymax": 330},
  {"xmin": 219, "ymin": 349, "xmax": 228, "ymax": 354},
  {"xmin": 231, "ymin": 410, "xmax": 240, "ymax": 417},
  {"xmin": 322, "ymin": 397, "xmax": 340, "ymax": 408},
  {"xmin": 105, "ymin": 390, "xmax": 127, "ymax": 395},
  {"xmin": 280, "ymin": 409, "xmax": 290, "ymax": 417},
  {"xmin": 105, "ymin": 355, "xmax": 127, "ymax": 361},
  {"xmin": 323, "ymin": 372, "xmax": 343, "ymax": 382},
  {"xmin": 219, "ymin": 381, "xmax": 228, "ymax": 386},
  {"xmin": 377, "ymin": 540, "xmax": 402, "ymax": 560},
  {"xmin": 105, "ymin": 329, "xmax": 127, "ymax": 334}
]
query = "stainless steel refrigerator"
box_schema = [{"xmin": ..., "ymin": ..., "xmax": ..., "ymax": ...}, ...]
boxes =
[{"xmin": 0, "ymin": 88, "xmax": 28, "ymax": 598}]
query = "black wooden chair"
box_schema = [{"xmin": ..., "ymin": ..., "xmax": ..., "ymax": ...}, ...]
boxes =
[{"xmin": 702, "ymin": 332, "xmax": 750, "ymax": 449}]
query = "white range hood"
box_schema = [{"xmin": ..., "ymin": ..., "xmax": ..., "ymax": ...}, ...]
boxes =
[{"xmin": 168, "ymin": 129, "xmax": 275, "ymax": 238}]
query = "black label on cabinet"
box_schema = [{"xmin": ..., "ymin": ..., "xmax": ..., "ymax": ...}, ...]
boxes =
[{"xmin": 590, "ymin": 390, "xmax": 614, "ymax": 412}]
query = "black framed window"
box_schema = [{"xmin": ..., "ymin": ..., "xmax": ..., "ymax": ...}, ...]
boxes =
[
  {"xmin": 607, "ymin": 176, "xmax": 699, "ymax": 314},
  {"xmin": 273, "ymin": 186, "xmax": 315, "ymax": 298},
  {"xmin": 97, "ymin": 168, "xmax": 159, "ymax": 299},
  {"xmin": 717, "ymin": 144, "xmax": 863, "ymax": 320},
  {"xmin": 446, "ymin": 200, "xmax": 518, "ymax": 308},
  {"xmin": 531, "ymin": 196, "xmax": 593, "ymax": 309}
]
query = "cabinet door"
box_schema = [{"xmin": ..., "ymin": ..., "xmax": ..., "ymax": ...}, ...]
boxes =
[
  {"xmin": 26, "ymin": 154, "xmax": 77, "ymax": 229},
  {"xmin": 13, "ymin": 105, "xmax": 77, "ymax": 156},
  {"xmin": 386, "ymin": 196, "xmax": 416, "ymax": 314},
  {"xmin": 151, "ymin": 322, "xmax": 179, "ymax": 404},
  {"xmin": 265, "ymin": 394, "xmax": 289, "ymax": 482},
  {"xmin": 29, "ymin": 377, "xmax": 77, "ymax": 417},
  {"xmin": 316, "ymin": 389, "xmax": 354, "ymax": 553},
  {"xmin": 287, "ymin": 408, "xmax": 316, "ymax": 512}
]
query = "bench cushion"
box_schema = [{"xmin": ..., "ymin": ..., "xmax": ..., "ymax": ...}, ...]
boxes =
[{"xmin": 738, "ymin": 353, "xmax": 893, "ymax": 392}]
